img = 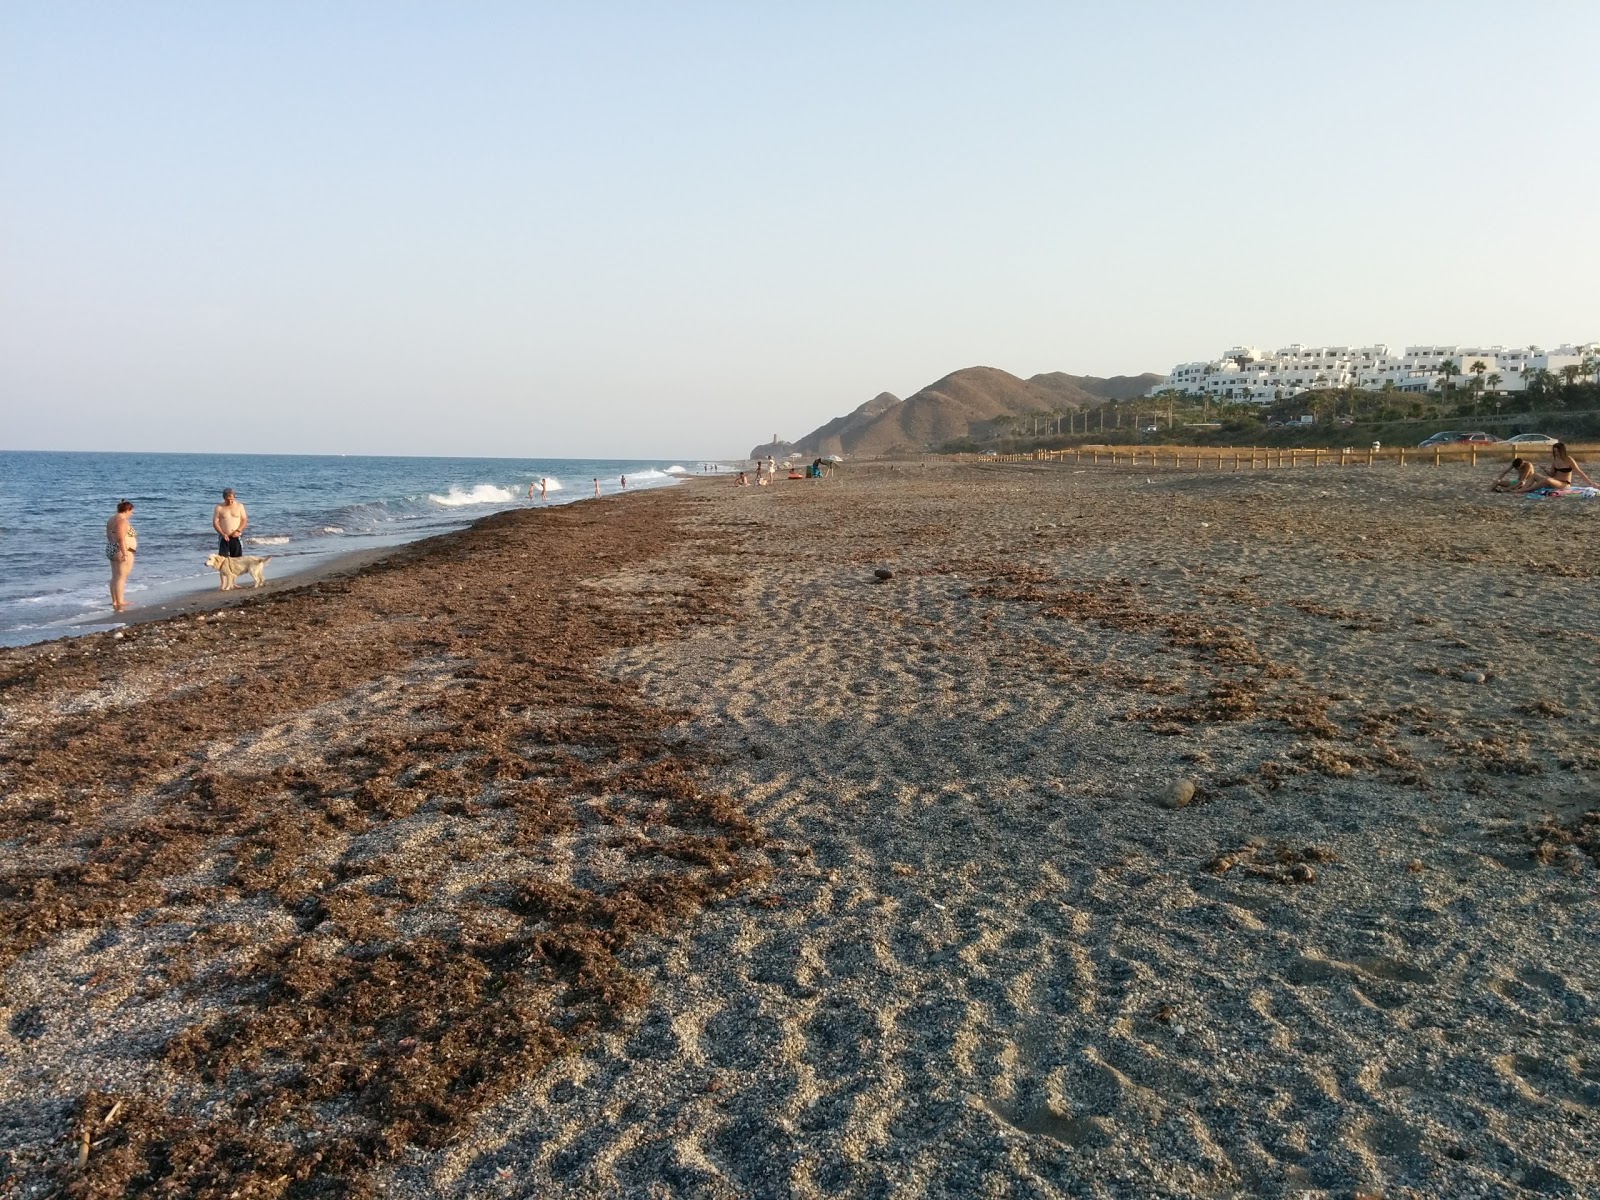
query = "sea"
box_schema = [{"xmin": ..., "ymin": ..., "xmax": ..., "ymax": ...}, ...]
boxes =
[{"xmin": 0, "ymin": 451, "xmax": 725, "ymax": 647}]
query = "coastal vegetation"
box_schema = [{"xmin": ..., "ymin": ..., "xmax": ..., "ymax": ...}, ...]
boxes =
[{"xmin": 939, "ymin": 379, "xmax": 1600, "ymax": 454}]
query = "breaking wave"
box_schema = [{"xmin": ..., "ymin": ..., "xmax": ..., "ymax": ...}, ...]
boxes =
[{"xmin": 427, "ymin": 484, "xmax": 518, "ymax": 507}]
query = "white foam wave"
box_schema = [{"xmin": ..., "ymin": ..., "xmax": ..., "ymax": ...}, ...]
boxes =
[
  {"xmin": 664, "ymin": 465, "xmax": 688, "ymax": 475},
  {"xmin": 322, "ymin": 526, "xmax": 345, "ymax": 534},
  {"xmin": 628, "ymin": 469, "xmax": 669, "ymax": 481},
  {"xmin": 247, "ymin": 535, "xmax": 291, "ymax": 546},
  {"xmin": 427, "ymin": 484, "xmax": 518, "ymax": 507}
]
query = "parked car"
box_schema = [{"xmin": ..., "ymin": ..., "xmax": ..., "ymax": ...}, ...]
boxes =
[
  {"xmin": 1417, "ymin": 431, "xmax": 1496, "ymax": 448},
  {"xmin": 1502, "ymin": 433, "xmax": 1559, "ymax": 446}
]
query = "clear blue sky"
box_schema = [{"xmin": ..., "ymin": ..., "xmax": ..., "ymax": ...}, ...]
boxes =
[{"xmin": 3, "ymin": 2, "xmax": 1597, "ymax": 457}]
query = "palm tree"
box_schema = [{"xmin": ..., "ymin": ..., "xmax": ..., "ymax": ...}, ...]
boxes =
[
  {"xmin": 1437, "ymin": 359, "xmax": 1460, "ymax": 394},
  {"xmin": 1582, "ymin": 355, "xmax": 1599, "ymax": 385},
  {"xmin": 1528, "ymin": 368, "xmax": 1556, "ymax": 399},
  {"xmin": 1470, "ymin": 360, "xmax": 1487, "ymax": 394},
  {"xmin": 1560, "ymin": 364, "xmax": 1582, "ymax": 389},
  {"xmin": 1485, "ymin": 372, "xmax": 1502, "ymax": 395}
]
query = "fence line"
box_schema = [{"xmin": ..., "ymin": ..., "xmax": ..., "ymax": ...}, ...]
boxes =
[{"xmin": 951, "ymin": 444, "xmax": 1578, "ymax": 470}]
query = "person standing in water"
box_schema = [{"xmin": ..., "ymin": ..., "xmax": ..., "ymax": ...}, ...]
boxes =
[
  {"xmin": 620, "ymin": 475, "xmax": 627, "ymax": 489},
  {"xmin": 540, "ymin": 477, "xmax": 548, "ymax": 501},
  {"xmin": 213, "ymin": 488, "xmax": 248, "ymax": 557},
  {"xmin": 593, "ymin": 478, "xmax": 600, "ymax": 497},
  {"xmin": 106, "ymin": 499, "xmax": 137, "ymax": 612}
]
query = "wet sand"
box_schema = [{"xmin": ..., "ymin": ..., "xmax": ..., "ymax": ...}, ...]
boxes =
[
  {"xmin": 77, "ymin": 543, "xmax": 427, "ymax": 630},
  {"xmin": 3, "ymin": 464, "xmax": 1598, "ymax": 1198}
]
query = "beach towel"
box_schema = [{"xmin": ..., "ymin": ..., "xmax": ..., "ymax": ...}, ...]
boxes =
[{"xmin": 1527, "ymin": 486, "xmax": 1600, "ymax": 499}]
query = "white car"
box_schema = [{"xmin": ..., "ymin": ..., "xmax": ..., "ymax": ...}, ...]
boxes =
[{"xmin": 1502, "ymin": 433, "xmax": 1559, "ymax": 446}]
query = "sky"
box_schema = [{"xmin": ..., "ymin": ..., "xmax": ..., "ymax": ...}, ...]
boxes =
[{"xmin": 3, "ymin": 2, "xmax": 1598, "ymax": 458}]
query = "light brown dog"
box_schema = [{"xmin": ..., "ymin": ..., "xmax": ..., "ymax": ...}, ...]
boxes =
[{"xmin": 204, "ymin": 553, "xmax": 272, "ymax": 590}]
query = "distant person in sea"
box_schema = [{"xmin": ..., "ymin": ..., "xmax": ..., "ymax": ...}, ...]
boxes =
[
  {"xmin": 1491, "ymin": 458, "xmax": 1540, "ymax": 493},
  {"xmin": 213, "ymin": 488, "xmax": 248, "ymax": 559},
  {"xmin": 593, "ymin": 478, "xmax": 600, "ymax": 497},
  {"xmin": 106, "ymin": 500, "xmax": 137, "ymax": 612},
  {"xmin": 527, "ymin": 481, "xmax": 536, "ymax": 502},
  {"xmin": 540, "ymin": 477, "xmax": 548, "ymax": 501},
  {"xmin": 620, "ymin": 475, "xmax": 627, "ymax": 489},
  {"xmin": 1544, "ymin": 442, "xmax": 1592, "ymax": 492}
]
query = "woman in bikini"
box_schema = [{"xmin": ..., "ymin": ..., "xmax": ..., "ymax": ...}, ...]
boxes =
[
  {"xmin": 1542, "ymin": 442, "xmax": 1593, "ymax": 492},
  {"xmin": 105, "ymin": 499, "xmax": 137, "ymax": 612}
]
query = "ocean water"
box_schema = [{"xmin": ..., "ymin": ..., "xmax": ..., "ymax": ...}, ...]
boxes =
[{"xmin": 0, "ymin": 452, "xmax": 722, "ymax": 646}]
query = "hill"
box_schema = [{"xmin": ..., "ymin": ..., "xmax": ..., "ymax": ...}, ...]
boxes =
[
  {"xmin": 756, "ymin": 366, "xmax": 1104, "ymax": 459},
  {"xmin": 1030, "ymin": 371, "xmax": 1164, "ymax": 402}
]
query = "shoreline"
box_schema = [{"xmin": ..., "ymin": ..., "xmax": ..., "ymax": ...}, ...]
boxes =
[{"xmin": 39, "ymin": 487, "xmax": 684, "ymax": 644}]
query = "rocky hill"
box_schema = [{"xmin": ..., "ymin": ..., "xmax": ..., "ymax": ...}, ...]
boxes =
[{"xmin": 752, "ymin": 366, "xmax": 1164, "ymax": 459}]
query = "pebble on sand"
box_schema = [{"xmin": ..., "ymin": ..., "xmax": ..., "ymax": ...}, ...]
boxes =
[
  {"xmin": 874, "ymin": 568, "xmax": 894, "ymax": 582},
  {"xmin": 1158, "ymin": 778, "xmax": 1197, "ymax": 809}
]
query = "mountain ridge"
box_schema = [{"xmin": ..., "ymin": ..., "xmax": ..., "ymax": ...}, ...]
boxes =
[{"xmin": 752, "ymin": 366, "xmax": 1165, "ymax": 459}]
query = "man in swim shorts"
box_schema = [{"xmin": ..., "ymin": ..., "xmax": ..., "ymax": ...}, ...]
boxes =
[
  {"xmin": 213, "ymin": 487, "xmax": 248, "ymax": 557},
  {"xmin": 1491, "ymin": 458, "xmax": 1540, "ymax": 493}
]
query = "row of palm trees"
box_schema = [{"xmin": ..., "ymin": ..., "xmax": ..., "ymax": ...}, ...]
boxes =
[{"xmin": 1438, "ymin": 355, "xmax": 1600, "ymax": 397}]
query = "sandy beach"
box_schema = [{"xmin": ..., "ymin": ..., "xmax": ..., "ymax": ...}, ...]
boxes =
[{"xmin": 3, "ymin": 463, "xmax": 1597, "ymax": 1199}]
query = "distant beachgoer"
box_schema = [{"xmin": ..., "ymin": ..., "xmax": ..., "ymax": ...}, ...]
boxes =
[
  {"xmin": 593, "ymin": 478, "xmax": 600, "ymax": 497},
  {"xmin": 1491, "ymin": 458, "xmax": 1539, "ymax": 493},
  {"xmin": 527, "ymin": 481, "xmax": 535, "ymax": 501},
  {"xmin": 1544, "ymin": 442, "xmax": 1593, "ymax": 492},
  {"xmin": 106, "ymin": 499, "xmax": 137, "ymax": 612},
  {"xmin": 736, "ymin": 471, "xmax": 749, "ymax": 486},
  {"xmin": 213, "ymin": 488, "xmax": 247, "ymax": 557},
  {"xmin": 540, "ymin": 477, "xmax": 548, "ymax": 501},
  {"xmin": 620, "ymin": 475, "xmax": 627, "ymax": 489},
  {"xmin": 767, "ymin": 456, "xmax": 776, "ymax": 480}
]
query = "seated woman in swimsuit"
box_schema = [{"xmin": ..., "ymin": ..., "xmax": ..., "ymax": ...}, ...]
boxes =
[
  {"xmin": 1542, "ymin": 442, "xmax": 1593, "ymax": 492},
  {"xmin": 105, "ymin": 499, "xmax": 137, "ymax": 612}
]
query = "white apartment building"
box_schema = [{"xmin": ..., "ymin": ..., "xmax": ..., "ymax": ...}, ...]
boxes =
[{"xmin": 1149, "ymin": 342, "xmax": 1600, "ymax": 404}]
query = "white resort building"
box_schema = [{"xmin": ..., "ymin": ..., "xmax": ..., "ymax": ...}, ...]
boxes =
[{"xmin": 1149, "ymin": 342, "xmax": 1600, "ymax": 404}]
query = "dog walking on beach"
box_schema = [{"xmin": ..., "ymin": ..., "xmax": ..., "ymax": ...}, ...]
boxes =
[{"xmin": 205, "ymin": 553, "xmax": 272, "ymax": 590}]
